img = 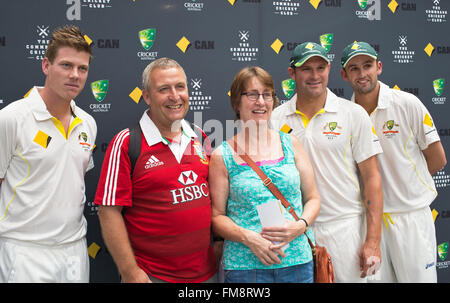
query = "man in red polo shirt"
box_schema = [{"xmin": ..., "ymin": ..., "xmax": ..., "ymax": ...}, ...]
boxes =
[{"xmin": 94, "ymin": 58, "xmax": 217, "ymax": 283}]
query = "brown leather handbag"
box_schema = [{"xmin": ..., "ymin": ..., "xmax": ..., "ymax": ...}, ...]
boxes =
[{"xmin": 231, "ymin": 140, "xmax": 335, "ymax": 283}]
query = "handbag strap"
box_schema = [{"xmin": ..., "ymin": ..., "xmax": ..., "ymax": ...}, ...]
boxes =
[{"xmin": 230, "ymin": 138, "xmax": 315, "ymax": 249}]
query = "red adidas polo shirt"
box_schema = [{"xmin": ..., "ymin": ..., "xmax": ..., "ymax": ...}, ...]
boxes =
[{"xmin": 94, "ymin": 113, "xmax": 216, "ymax": 282}]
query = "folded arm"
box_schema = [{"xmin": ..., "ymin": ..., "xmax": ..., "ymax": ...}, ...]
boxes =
[{"xmin": 423, "ymin": 141, "xmax": 446, "ymax": 175}]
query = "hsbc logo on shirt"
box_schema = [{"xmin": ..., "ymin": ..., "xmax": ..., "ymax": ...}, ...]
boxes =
[
  {"xmin": 171, "ymin": 171, "xmax": 209, "ymax": 204},
  {"xmin": 178, "ymin": 170, "xmax": 198, "ymax": 185}
]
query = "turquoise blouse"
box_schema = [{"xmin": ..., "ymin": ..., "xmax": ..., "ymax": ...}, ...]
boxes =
[{"xmin": 220, "ymin": 132, "xmax": 314, "ymax": 270}]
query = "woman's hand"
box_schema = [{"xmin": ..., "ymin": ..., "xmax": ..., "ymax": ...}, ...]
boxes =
[
  {"xmin": 243, "ymin": 229, "xmax": 286, "ymax": 266},
  {"xmin": 260, "ymin": 219, "xmax": 306, "ymax": 250}
]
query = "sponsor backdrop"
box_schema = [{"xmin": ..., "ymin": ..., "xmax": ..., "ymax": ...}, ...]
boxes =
[{"xmin": 0, "ymin": 0, "xmax": 449, "ymax": 282}]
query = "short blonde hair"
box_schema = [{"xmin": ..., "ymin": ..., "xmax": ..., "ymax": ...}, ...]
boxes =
[{"xmin": 45, "ymin": 25, "xmax": 92, "ymax": 63}]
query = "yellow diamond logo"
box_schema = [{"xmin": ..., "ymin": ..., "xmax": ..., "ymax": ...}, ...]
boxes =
[
  {"xmin": 424, "ymin": 113, "xmax": 433, "ymax": 127},
  {"xmin": 424, "ymin": 43, "xmax": 435, "ymax": 57},
  {"xmin": 393, "ymin": 85, "xmax": 401, "ymax": 90},
  {"xmin": 280, "ymin": 124, "xmax": 293, "ymax": 134},
  {"xmin": 388, "ymin": 0, "xmax": 398, "ymax": 13},
  {"xmin": 228, "ymin": 0, "xmax": 236, "ymax": 5},
  {"xmin": 432, "ymin": 209, "xmax": 439, "ymax": 222},
  {"xmin": 33, "ymin": 130, "xmax": 51, "ymax": 149},
  {"xmin": 305, "ymin": 43, "xmax": 314, "ymax": 50},
  {"xmin": 129, "ymin": 87, "xmax": 142, "ymax": 104},
  {"xmin": 176, "ymin": 36, "xmax": 191, "ymax": 53},
  {"xmin": 351, "ymin": 43, "xmax": 360, "ymax": 50},
  {"xmin": 271, "ymin": 38, "xmax": 283, "ymax": 54},
  {"xmin": 88, "ymin": 242, "xmax": 101, "ymax": 259},
  {"xmin": 310, "ymin": 0, "xmax": 321, "ymax": 9},
  {"xmin": 83, "ymin": 34, "xmax": 93, "ymax": 45}
]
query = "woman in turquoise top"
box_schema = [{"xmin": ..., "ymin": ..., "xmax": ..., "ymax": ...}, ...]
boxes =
[{"xmin": 209, "ymin": 66, "xmax": 321, "ymax": 283}]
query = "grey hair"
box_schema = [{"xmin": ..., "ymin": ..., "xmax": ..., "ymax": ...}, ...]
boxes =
[{"xmin": 141, "ymin": 57, "xmax": 187, "ymax": 91}]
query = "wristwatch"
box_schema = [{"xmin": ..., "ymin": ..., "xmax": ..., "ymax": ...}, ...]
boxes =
[{"xmin": 299, "ymin": 217, "xmax": 309, "ymax": 232}]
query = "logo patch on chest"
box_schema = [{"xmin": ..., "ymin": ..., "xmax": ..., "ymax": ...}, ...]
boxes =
[
  {"xmin": 171, "ymin": 170, "xmax": 209, "ymax": 204},
  {"xmin": 322, "ymin": 122, "xmax": 342, "ymax": 139},
  {"xmin": 145, "ymin": 155, "xmax": 164, "ymax": 169},
  {"xmin": 382, "ymin": 120, "xmax": 399, "ymax": 138},
  {"xmin": 178, "ymin": 170, "xmax": 198, "ymax": 185},
  {"xmin": 78, "ymin": 131, "xmax": 91, "ymax": 151}
]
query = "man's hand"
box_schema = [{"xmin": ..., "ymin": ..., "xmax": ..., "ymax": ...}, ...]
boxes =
[
  {"xmin": 121, "ymin": 266, "xmax": 152, "ymax": 283},
  {"xmin": 359, "ymin": 240, "xmax": 381, "ymax": 278}
]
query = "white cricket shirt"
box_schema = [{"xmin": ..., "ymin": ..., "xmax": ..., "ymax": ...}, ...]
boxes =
[
  {"xmin": 271, "ymin": 88, "xmax": 382, "ymax": 223},
  {"xmin": 0, "ymin": 87, "xmax": 97, "ymax": 245},
  {"xmin": 352, "ymin": 81, "xmax": 440, "ymax": 213}
]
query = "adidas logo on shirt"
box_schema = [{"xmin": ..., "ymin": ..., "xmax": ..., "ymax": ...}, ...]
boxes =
[{"xmin": 145, "ymin": 155, "xmax": 164, "ymax": 169}]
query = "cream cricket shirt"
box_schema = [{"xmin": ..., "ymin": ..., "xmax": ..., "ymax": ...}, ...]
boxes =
[
  {"xmin": 0, "ymin": 87, "xmax": 97, "ymax": 245},
  {"xmin": 352, "ymin": 81, "xmax": 440, "ymax": 213},
  {"xmin": 271, "ymin": 88, "xmax": 382, "ymax": 223}
]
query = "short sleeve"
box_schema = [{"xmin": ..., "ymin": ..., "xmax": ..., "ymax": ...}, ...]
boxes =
[
  {"xmin": 86, "ymin": 116, "xmax": 97, "ymax": 172},
  {"xmin": 408, "ymin": 96, "xmax": 440, "ymax": 150},
  {"xmin": 351, "ymin": 105, "xmax": 383, "ymax": 163},
  {"xmin": 0, "ymin": 107, "xmax": 17, "ymax": 178},
  {"xmin": 270, "ymin": 106, "xmax": 284, "ymax": 131},
  {"xmin": 94, "ymin": 129, "xmax": 133, "ymax": 207},
  {"xmin": 87, "ymin": 155, "xmax": 94, "ymax": 172}
]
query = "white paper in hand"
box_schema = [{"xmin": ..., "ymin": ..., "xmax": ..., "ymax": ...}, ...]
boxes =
[{"xmin": 256, "ymin": 200, "xmax": 289, "ymax": 252}]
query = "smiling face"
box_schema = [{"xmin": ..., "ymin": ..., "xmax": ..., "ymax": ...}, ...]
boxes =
[
  {"xmin": 238, "ymin": 76, "xmax": 274, "ymax": 124},
  {"xmin": 341, "ymin": 55, "xmax": 382, "ymax": 95},
  {"xmin": 142, "ymin": 66, "xmax": 189, "ymax": 132},
  {"xmin": 289, "ymin": 56, "xmax": 330, "ymax": 100},
  {"xmin": 42, "ymin": 46, "xmax": 90, "ymax": 102}
]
